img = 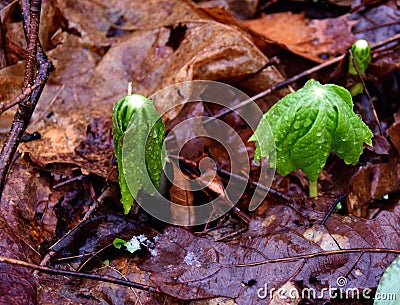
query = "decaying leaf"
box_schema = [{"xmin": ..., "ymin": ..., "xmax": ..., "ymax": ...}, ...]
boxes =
[
  {"xmin": 140, "ymin": 202, "xmax": 400, "ymax": 304},
  {"xmin": 348, "ymin": 159, "xmax": 400, "ymax": 217},
  {"xmin": 387, "ymin": 110, "xmax": 400, "ymax": 154},
  {"xmin": 243, "ymin": 12, "xmax": 356, "ymax": 63},
  {"xmin": 169, "ymin": 162, "xmax": 196, "ymax": 226},
  {"xmin": 0, "ymin": 0, "xmax": 399, "ymax": 304},
  {"xmin": 0, "ymin": 219, "xmax": 38, "ymax": 305}
]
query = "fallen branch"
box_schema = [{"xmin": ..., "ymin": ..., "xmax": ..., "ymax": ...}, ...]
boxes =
[
  {"xmin": 0, "ymin": 0, "xmax": 54, "ymax": 199},
  {"xmin": 0, "ymin": 255, "xmax": 159, "ymax": 293},
  {"xmin": 233, "ymin": 248, "xmax": 400, "ymax": 267},
  {"xmin": 0, "ymin": 81, "xmax": 43, "ymax": 115}
]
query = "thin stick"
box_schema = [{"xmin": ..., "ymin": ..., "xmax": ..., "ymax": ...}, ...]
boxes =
[
  {"xmin": 202, "ymin": 55, "xmax": 345, "ymax": 126},
  {"xmin": 321, "ymin": 194, "xmax": 346, "ymax": 225},
  {"xmin": 0, "ymin": 255, "xmax": 159, "ymax": 293},
  {"xmin": 232, "ymin": 248, "xmax": 400, "ymax": 267},
  {"xmin": 0, "ymin": 81, "xmax": 43, "ymax": 115},
  {"xmin": 217, "ymin": 167, "xmax": 290, "ymax": 201},
  {"xmin": 201, "ymin": 34, "xmax": 400, "ymax": 126}
]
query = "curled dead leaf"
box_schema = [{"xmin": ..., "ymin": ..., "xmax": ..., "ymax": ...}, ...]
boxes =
[
  {"xmin": 169, "ymin": 162, "xmax": 196, "ymax": 226},
  {"xmin": 348, "ymin": 159, "xmax": 400, "ymax": 217},
  {"xmin": 243, "ymin": 12, "xmax": 356, "ymax": 63},
  {"xmin": 387, "ymin": 110, "xmax": 400, "ymax": 154}
]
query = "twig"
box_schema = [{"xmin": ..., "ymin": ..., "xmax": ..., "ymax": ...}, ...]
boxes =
[
  {"xmin": 198, "ymin": 33, "xmax": 400, "ymax": 127},
  {"xmin": 217, "ymin": 167, "xmax": 289, "ymax": 201},
  {"xmin": 321, "ymin": 194, "xmax": 346, "ymax": 225},
  {"xmin": 0, "ymin": 255, "xmax": 159, "ymax": 293},
  {"xmin": 354, "ymin": 21, "xmax": 400, "ymax": 34},
  {"xmin": 201, "ymin": 54, "xmax": 345, "ymax": 126},
  {"xmin": 371, "ymin": 33, "xmax": 400, "ymax": 50},
  {"xmin": 349, "ymin": 49, "xmax": 383, "ymax": 136},
  {"xmin": 0, "ymin": 81, "xmax": 43, "ymax": 114},
  {"xmin": 233, "ymin": 248, "xmax": 400, "ymax": 267},
  {"xmin": 0, "ymin": 0, "xmax": 54, "ymax": 200}
]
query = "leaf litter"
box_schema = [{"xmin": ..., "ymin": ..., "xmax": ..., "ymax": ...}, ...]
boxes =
[{"xmin": 0, "ymin": 0, "xmax": 399, "ymax": 304}]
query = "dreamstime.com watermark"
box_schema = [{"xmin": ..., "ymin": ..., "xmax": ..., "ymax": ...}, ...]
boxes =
[{"xmin": 257, "ymin": 277, "xmax": 397, "ymax": 301}]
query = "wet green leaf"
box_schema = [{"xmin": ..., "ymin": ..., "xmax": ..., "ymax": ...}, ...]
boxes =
[
  {"xmin": 112, "ymin": 94, "xmax": 165, "ymax": 214},
  {"xmin": 250, "ymin": 79, "xmax": 373, "ymax": 183}
]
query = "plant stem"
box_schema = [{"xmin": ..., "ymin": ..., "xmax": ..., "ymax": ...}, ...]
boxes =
[{"xmin": 309, "ymin": 180, "xmax": 318, "ymax": 197}]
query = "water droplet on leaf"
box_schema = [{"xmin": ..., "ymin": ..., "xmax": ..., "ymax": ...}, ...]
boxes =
[{"xmin": 304, "ymin": 118, "xmax": 313, "ymax": 127}]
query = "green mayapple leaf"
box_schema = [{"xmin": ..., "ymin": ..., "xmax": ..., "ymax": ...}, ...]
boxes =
[
  {"xmin": 250, "ymin": 79, "xmax": 373, "ymax": 183},
  {"xmin": 112, "ymin": 94, "xmax": 165, "ymax": 214}
]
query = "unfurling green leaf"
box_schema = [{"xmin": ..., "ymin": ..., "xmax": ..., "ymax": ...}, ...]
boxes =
[
  {"xmin": 113, "ymin": 238, "xmax": 127, "ymax": 249},
  {"xmin": 112, "ymin": 94, "xmax": 165, "ymax": 214},
  {"xmin": 348, "ymin": 39, "xmax": 371, "ymax": 76},
  {"xmin": 250, "ymin": 79, "xmax": 373, "ymax": 190}
]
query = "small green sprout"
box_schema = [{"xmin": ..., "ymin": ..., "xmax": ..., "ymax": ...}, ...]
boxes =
[
  {"xmin": 112, "ymin": 237, "xmax": 142, "ymax": 253},
  {"xmin": 112, "ymin": 88, "xmax": 165, "ymax": 214},
  {"xmin": 348, "ymin": 39, "xmax": 371, "ymax": 76},
  {"xmin": 113, "ymin": 235, "xmax": 153, "ymax": 254},
  {"xmin": 250, "ymin": 79, "xmax": 373, "ymax": 197},
  {"xmin": 348, "ymin": 39, "xmax": 371, "ymax": 96}
]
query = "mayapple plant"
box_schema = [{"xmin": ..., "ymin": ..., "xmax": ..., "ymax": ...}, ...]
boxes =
[
  {"xmin": 348, "ymin": 39, "xmax": 371, "ymax": 97},
  {"xmin": 348, "ymin": 39, "xmax": 371, "ymax": 76},
  {"xmin": 250, "ymin": 79, "xmax": 373, "ymax": 197},
  {"xmin": 112, "ymin": 92, "xmax": 165, "ymax": 214}
]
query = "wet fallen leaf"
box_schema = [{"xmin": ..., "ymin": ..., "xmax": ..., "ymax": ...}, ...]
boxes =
[
  {"xmin": 169, "ymin": 162, "xmax": 196, "ymax": 226},
  {"xmin": 348, "ymin": 159, "xmax": 400, "ymax": 217},
  {"xmin": 387, "ymin": 109, "xmax": 400, "ymax": 154},
  {"xmin": 0, "ymin": 219, "xmax": 38, "ymax": 305},
  {"xmin": 0, "ymin": 1, "xmax": 399, "ymax": 304},
  {"xmin": 140, "ymin": 202, "xmax": 400, "ymax": 304},
  {"xmin": 243, "ymin": 12, "xmax": 356, "ymax": 63},
  {"xmin": 198, "ymin": 0, "xmax": 260, "ymax": 19}
]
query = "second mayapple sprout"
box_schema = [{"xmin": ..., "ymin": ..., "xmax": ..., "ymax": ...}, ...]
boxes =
[
  {"xmin": 250, "ymin": 79, "xmax": 373, "ymax": 197},
  {"xmin": 112, "ymin": 93, "xmax": 165, "ymax": 214}
]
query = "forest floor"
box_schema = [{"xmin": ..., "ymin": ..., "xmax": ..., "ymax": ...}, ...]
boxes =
[{"xmin": 0, "ymin": 0, "xmax": 399, "ymax": 304}]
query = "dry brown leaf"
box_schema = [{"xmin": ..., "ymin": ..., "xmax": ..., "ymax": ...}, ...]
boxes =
[
  {"xmin": 243, "ymin": 12, "xmax": 356, "ymax": 63},
  {"xmin": 348, "ymin": 159, "xmax": 400, "ymax": 217},
  {"xmin": 387, "ymin": 109, "xmax": 400, "ymax": 154},
  {"xmin": 169, "ymin": 162, "xmax": 196, "ymax": 226},
  {"xmin": 198, "ymin": 0, "xmax": 260, "ymax": 19},
  {"xmin": 141, "ymin": 203, "xmax": 400, "ymax": 304},
  {"xmin": 0, "ymin": 62, "xmax": 24, "ymax": 104}
]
